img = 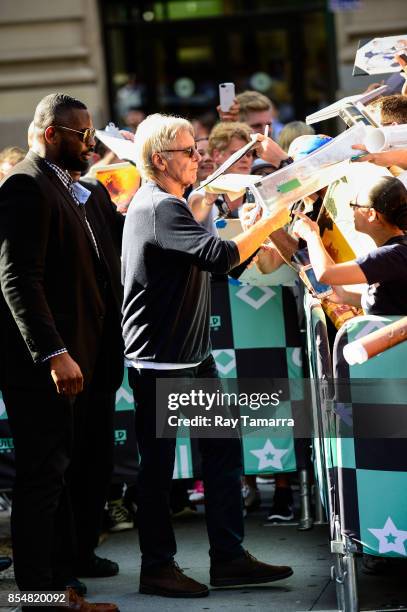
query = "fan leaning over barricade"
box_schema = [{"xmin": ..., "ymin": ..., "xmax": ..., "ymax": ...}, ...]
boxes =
[
  {"xmin": 121, "ymin": 113, "xmax": 294, "ymax": 598},
  {"xmin": 292, "ymin": 176, "xmax": 407, "ymax": 317}
]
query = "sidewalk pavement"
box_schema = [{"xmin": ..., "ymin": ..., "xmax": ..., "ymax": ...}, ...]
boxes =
[{"xmin": 0, "ymin": 494, "xmax": 406, "ymax": 610}]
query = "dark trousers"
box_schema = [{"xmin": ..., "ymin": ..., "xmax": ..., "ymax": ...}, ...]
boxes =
[
  {"xmin": 3, "ymin": 381, "xmax": 115, "ymax": 590},
  {"xmin": 3, "ymin": 387, "xmax": 75, "ymax": 590},
  {"xmin": 128, "ymin": 354, "xmax": 245, "ymax": 570}
]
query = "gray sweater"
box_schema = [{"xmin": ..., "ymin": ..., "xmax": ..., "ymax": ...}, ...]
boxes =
[{"xmin": 121, "ymin": 181, "xmax": 240, "ymax": 364}]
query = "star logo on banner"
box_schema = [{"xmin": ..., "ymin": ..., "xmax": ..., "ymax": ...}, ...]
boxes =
[
  {"xmin": 368, "ymin": 517, "xmax": 407, "ymax": 556},
  {"xmin": 334, "ymin": 402, "xmax": 353, "ymax": 426},
  {"xmin": 250, "ymin": 439, "xmax": 289, "ymax": 470}
]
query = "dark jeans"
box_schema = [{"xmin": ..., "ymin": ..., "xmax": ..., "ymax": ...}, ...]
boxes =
[{"xmin": 128, "ymin": 354, "xmax": 245, "ymax": 569}]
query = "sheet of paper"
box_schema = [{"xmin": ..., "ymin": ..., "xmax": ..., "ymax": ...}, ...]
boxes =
[
  {"xmin": 306, "ymin": 85, "xmax": 387, "ymax": 124},
  {"xmin": 199, "ymin": 137, "xmax": 258, "ymax": 189},
  {"xmin": 215, "ymin": 218, "xmax": 243, "ymax": 240},
  {"xmin": 203, "ymin": 173, "xmax": 261, "ymax": 200},
  {"xmin": 238, "ymin": 264, "xmax": 297, "ymax": 287},
  {"xmin": 95, "ymin": 129, "xmax": 137, "ymax": 164}
]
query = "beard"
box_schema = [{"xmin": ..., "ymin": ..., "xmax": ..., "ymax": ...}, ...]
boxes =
[{"xmin": 59, "ymin": 140, "xmax": 92, "ymax": 173}]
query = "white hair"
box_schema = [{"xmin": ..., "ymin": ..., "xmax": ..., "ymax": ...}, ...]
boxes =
[{"xmin": 133, "ymin": 113, "xmax": 193, "ymax": 180}]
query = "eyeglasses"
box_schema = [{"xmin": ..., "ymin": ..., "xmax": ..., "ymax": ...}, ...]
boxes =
[
  {"xmin": 349, "ymin": 201, "xmax": 372, "ymax": 209},
  {"xmin": 161, "ymin": 146, "xmax": 198, "ymax": 158},
  {"xmin": 54, "ymin": 125, "xmax": 96, "ymax": 145}
]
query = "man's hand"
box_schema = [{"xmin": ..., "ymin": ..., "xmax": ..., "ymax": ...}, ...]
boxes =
[
  {"xmin": 50, "ymin": 353, "xmax": 84, "ymax": 396},
  {"xmin": 292, "ymin": 211, "xmax": 320, "ymax": 241},
  {"xmin": 255, "ymin": 135, "xmax": 288, "ymax": 168},
  {"xmin": 216, "ymin": 99, "xmax": 240, "ymax": 122},
  {"xmin": 351, "ymin": 144, "xmax": 407, "ymax": 169}
]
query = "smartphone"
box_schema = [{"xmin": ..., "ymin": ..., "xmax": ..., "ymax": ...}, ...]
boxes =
[
  {"xmin": 301, "ymin": 264, "xmax": 333, "ymax": 299},
  {"xmin": 219, "ymin": 83, "xmax": 235, "ymax": 112}
]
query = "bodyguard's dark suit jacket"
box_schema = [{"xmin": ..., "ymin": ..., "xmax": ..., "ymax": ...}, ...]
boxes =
[{"xmin": 0, "ymin": 151, "xmax": 124, "ymax": 391}]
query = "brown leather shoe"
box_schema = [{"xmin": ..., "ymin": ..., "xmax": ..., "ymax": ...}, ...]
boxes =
[
  {"xmin": 67, "ymin": 587, "xmax": 119, "ymax": 611},
  {"xmin": 210, "ymin": 550, "xmax": 293, "ymax": 587},
  {"xmin": 139, "ymin": 561, "xmax": 209, "ymax": 598}
]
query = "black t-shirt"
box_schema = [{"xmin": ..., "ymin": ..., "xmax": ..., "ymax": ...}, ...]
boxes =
[
  {"xmin": 356, "ymin": 235, "xmax": 407, "ymax": 315},
  {"xmin": 121, "ymin": 181, "xmax": 240, "ymax": 364}
]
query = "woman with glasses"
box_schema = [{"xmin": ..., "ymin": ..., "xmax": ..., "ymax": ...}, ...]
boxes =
[{"xmin": 293, "ymin": 175, "xmax": 407, "ymax": 315}]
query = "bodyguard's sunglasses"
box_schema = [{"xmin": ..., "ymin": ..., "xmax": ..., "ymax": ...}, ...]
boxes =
[
  {"xmin": 161, "ymin": 146, "xmax": 198, "ymax": 158},
  {"xmin": 54, "ymin": 125, "xmax": 96, "ymax": 145}
]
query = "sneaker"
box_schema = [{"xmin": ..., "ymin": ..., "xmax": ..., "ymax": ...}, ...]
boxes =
[
  {"xmin": 140, "ymin": 561, "xmax": 209, "ymax": 598},
  {"xmin": 242, "ymin": 484, "xmax": 261, "ymax": 511},
  {"xmin": 188, "ymin": 480, "xmax": 205, "ymax": 504},
  {"xmin": 107, "ymin": 498, "xmax": 134, "ymax": 532},
  {"xmin": 267, "ymin": 503, "xmax": 294, "ymax": 522},
  {"xmin": 267, "ymin": 486, "xmax": 294, "ymax": 523},
  {"xmin": 210, "ymin": 550, "xmax": 293, "ymax": 587},
  {"xmin": 256, "ymin": 476, "xmax": 275, "ymax": 485}
]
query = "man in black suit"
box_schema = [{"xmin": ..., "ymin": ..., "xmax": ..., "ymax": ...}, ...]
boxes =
[{"xmin": 0, "ymin": 93, "xmax": 123, "ymax": 605}]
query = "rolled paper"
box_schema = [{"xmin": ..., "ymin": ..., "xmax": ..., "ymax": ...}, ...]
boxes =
[
  {"xmin": 343, "ymin": 316, "xmax": 407, "ymax": 365},
  {"xmin": 364, "ymin": 124, "xmax": 407, "ymax": 153}
]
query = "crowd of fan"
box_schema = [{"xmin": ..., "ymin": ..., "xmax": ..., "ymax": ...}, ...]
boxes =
[{"xmin": 1, "ymin": 81, "xmax": 407, "ymax": 607}]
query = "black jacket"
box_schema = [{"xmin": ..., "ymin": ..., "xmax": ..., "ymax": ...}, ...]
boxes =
[{"xmin": 0, "ymin": 151, "xmax": 123, "ymax": 390}]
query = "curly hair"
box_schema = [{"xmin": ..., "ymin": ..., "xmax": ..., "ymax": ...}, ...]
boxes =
[{"xmin": 208, "ymin": 121, "xmax": 252, "ymax": 155}]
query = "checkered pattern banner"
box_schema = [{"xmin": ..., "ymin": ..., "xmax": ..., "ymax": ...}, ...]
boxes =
[
  {"xmin": 333, "ymin": 316, "xmax": 407, "ymax": 556},
  {"xmin": 210, "ymin": 278, "xmax": 303, "ymax": 476},
  {"xmin": 0, "ymin": 279, "xmax": 304, "ymax": 487},
  {"xmin": 307, "ymin": 309, "xmax": 407, "ymax": 558}
]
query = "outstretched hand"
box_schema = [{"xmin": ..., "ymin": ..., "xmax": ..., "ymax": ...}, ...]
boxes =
[
  {"xmin": 292, "ymin": 211, "xmax": 320, "ymax": 241},
  {"xmin": 255, "ymin": 135, "xmax": 287, "ymax": 168}
]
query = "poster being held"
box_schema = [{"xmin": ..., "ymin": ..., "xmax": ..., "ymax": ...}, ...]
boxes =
[{"xmin": 353, "ymin": 35, "xmax": 407, "ymax": 76}]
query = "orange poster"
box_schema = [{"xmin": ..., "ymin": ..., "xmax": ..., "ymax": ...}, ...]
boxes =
[{"xmin": 92, "ymin": 162, "xmax": 141, "ymax": 211}]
